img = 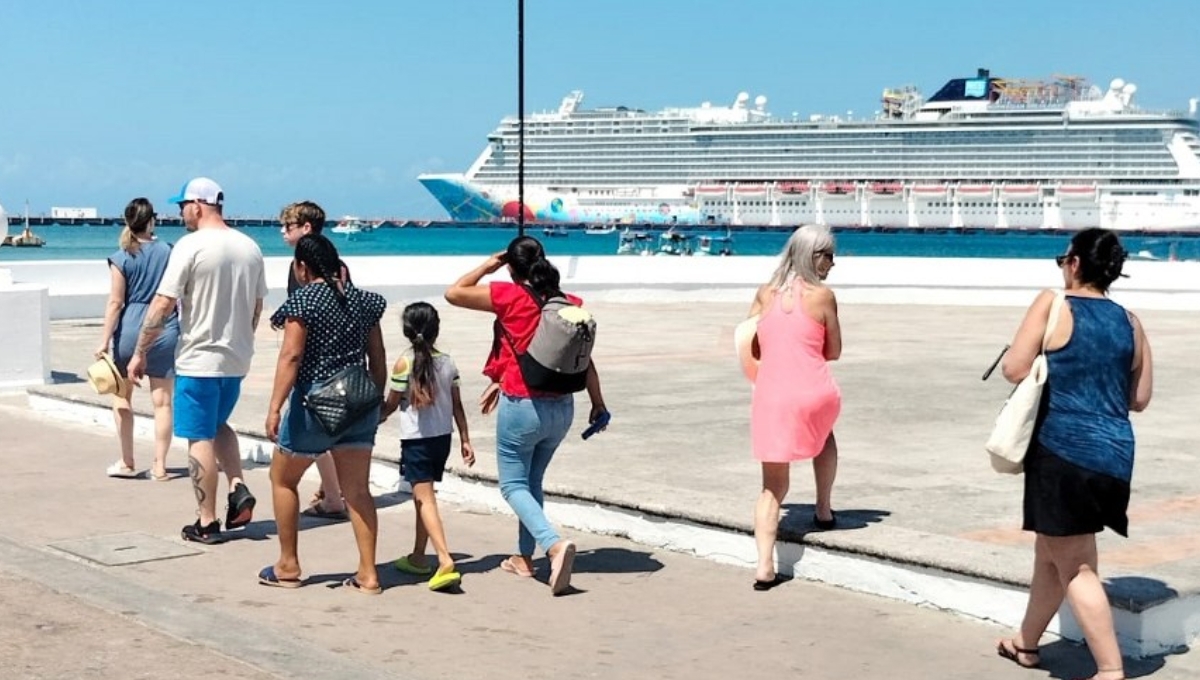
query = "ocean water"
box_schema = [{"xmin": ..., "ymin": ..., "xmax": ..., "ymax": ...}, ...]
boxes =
[{"xmin": 2, "ymin": 224, "xmax": 1198, "ymax": 262}]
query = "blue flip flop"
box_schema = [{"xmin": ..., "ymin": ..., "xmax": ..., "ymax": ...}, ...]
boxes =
[{"xmin": 258, "ymin": 565, "xmax": 302, "ymax": 589}]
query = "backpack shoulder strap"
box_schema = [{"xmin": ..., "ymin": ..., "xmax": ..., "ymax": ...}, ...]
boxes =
[{"xmin": 521, "ymin": 284, "xmax": 546, "ymax": 309}]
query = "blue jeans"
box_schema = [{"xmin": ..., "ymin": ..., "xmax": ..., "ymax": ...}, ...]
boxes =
[{"xmin": 496, "ymin": 393, "xmax": 573, "ymax": 556}]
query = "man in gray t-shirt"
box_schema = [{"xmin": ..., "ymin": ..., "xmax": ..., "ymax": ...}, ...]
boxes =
[{"xmin": 129, "ymin": 177, "xmax": 267, "ymax": 545}]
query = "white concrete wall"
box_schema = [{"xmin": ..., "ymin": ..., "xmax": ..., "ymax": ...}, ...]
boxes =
[
  {"xmin": 3, "ymin": 256, "xmax": 1198, "ymax": 320},
  {"xmin": 0, "ymin": 274, "xmax": 50, "ymax": 390}
]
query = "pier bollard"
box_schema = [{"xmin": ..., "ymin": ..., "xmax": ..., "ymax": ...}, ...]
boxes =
[{"xmin": 0, "ymin": 268, "xmax": 51, "ymax": 391}]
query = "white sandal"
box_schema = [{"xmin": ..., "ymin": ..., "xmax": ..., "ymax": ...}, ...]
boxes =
[{"xmin": 106, "ymin": 461, "xmax": 141, "ymax": 478}]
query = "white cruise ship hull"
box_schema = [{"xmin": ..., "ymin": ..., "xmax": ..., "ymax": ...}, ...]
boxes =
[{"xmin": 420, "ymin": 74, "xmax": 1200, "ymax": 231}]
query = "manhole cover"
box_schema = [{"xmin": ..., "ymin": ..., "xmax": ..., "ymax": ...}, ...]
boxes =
[{"xmin": 48, "ymin": 532, "xmax": 202, "ymax": 566}]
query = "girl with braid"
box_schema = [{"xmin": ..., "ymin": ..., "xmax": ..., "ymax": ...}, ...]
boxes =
[
  {"xmin": 260, "ymin": 234, "xmax": 389, "ymax": 594},
  {"xmin": 380, "ymin": 302, "xmax": 474, "ymax": 592}
]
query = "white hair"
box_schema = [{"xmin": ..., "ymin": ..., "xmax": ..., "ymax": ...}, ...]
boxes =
[{"xmin": 768, "ymin": 224, "xmax": 834, "ymax": 288}]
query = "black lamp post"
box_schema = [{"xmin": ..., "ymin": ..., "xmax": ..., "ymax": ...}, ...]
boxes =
[{"xmin": 517, "ymin": 0, "xmax": 525, "ymax": 237}]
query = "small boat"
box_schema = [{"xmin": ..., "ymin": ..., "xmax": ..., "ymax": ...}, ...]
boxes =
[
  {"xmin": 820, "ymin": 181, "xmax": 856, "ymax": 195},
  {"xmin": 869, "ymin": 182, "xmax": 903, "ymax": 195},
  {"xmin": 331, "ymin": 216, "xmax": 372, "ymax": 236},
  {"xmin": 1001, "ymin": 184, "xmax": 1039, "ymax": 197},
  {"xmin": 657, "ymin": 229, "xmax": 693, "ymax": 256},
  {"xmin": 542, "ymin": 225, "xmax": 570, "ymax": 237},
  {"xmin": 957, "ymin": 184, "xmax": 994, "ymax": 195},
  {"xmin": 733, "ymin": 184, "xmax": 768, "ymax": 198},
  {"xmin": 694, "ymin": 185, "xmax": 729, "ymax": 199},
  {"xmin": 697, "ymin": 229, "xmax": 735, "ymax": 256},
  {"xmin": 584, "ymin": 224, "xmax": 616, "ymax": 235},
  {"xmin": 10, "ymin": 202, "xmax": 44, "ymax": 248},
  {"xmin": 777, "ymin": 181, "xmax": 810, "ymax": 194},
  {"xmin": 911, "ymin": 183, "xmax": 949, "ymax": 198},
  {"xmin": 1058, "ymin": 184, "xmax": 1097, "ymax": 200},
  {"xmin": 616, "ymin": 228, "xmax": 653, "ymax": 255}
]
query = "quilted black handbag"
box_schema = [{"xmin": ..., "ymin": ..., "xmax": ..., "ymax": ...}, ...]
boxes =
[{"xmin": 302, "ymin": 364, "xmax": 382, "ymax": 436}]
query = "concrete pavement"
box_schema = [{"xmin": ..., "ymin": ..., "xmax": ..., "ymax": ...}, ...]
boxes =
[{"xmin": 4, "ymin": 401, "xmax": 1200, "ymax": 680}]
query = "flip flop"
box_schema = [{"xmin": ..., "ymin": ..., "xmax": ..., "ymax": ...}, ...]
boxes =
[
  {"xmin": 342, "ymin": 576, "xmax": 382, "ymax": 595},
  {"xmin": 258, "ymin": 566, "xmax": 302, "ymax": 589},
  {"xmin": 500, "ymin": 556, "xmax": 535, "ymax": 578},
  {"xmin": 301, "ymin": 502, "xmax": 347, "ymax": 520},
  {"xmin": 996, "ymin": 639, "xmax": 1040, "ymax": 669},
  {"xmin": 548, "ymin": 541, "xmax": 576, "ymax": 596},
  {"xmin": 393, "ymin": 555, "xmax": 434, "ymax": 576},
  {"xmin": 428, "ymin": 568, "xmax": 462, "ymax": 592},
  {"xmin": 752, "ymin": 574, "xmax": 792, "ymax": 591}
]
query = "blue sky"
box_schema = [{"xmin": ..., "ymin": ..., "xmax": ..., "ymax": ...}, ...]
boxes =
[{"xmin": 1, "ymin": 0, "xmax": 1196, "ymax": 219}]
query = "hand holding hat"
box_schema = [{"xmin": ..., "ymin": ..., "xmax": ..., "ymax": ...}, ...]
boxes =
[{"xmin": 87, "ymin": 353, "xmax": 132, "ymax": 400}]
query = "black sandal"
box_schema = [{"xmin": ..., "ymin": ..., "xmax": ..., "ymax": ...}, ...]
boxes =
[{"xmin": 996, "ymin": 639, "xmax": 1040, "ymax": 669}]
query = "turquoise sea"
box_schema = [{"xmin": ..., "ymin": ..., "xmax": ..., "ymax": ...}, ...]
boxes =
[{"xmin": 2, "ymin": 223, "xmax": 1198, "ymax": 262}]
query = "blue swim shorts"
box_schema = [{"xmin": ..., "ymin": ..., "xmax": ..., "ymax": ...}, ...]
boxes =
[
  {"xmin": 174, "ymin": 375, "xmax": 243, "ymax": 441},
  {"xmin": 277, "ymin": 386, "xmax": 379, "ymax": 457}
]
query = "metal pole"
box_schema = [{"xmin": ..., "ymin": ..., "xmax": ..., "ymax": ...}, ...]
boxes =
[{"xmin": 517, "ymin": 0, "xmax": 525, "ymax": 237}]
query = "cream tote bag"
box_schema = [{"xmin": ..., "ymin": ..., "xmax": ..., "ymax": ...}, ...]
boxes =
[{"xmin": 986, "ymin": 291, "xmax": 1066, "ymax": 474}]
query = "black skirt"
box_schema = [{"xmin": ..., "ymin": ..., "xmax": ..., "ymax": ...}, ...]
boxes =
[{"xmin": 1023, "ymin": 441, "xmax": 1130, "ymax": 537}]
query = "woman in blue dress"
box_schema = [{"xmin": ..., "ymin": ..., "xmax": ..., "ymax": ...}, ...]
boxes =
[{"xmin": 94, "ymin": 198, "xmax": 180, "ymax": 480}]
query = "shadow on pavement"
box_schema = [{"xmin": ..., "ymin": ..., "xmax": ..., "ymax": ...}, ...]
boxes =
[
  {"xmin": 778, "ymin": 503, "xmax": 890, "ymax": 538},
  {"xmin": 1035, "ymin": 637, "xmax": 1186, "ymax": 679}
]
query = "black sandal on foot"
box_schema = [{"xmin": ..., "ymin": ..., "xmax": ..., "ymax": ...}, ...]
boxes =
[
  {"xmin": 996, "ymin": 639, "xmax": 1040, "ymax": 669},
  {"xmin": 752, "ymin": 574, "xmax": 792, "ymax": 591}
]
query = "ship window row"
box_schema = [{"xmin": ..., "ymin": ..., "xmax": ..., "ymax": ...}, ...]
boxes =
[
  {"xmin": 475, "ymin": 170, "xmax": 1176, "ymax": 183},
  {"xmin": 486, "ymin": 151, "xmax": 1170, "ymax": 164},
  {"xmin": 497, "ymin": 148, "xmax": 1169, "ymax": 163},
  {"xmin": 499, "ymin": 139, "xmax": 1166, "ymax": 153},
  {"xmin": 477, "ymin": 163, "xmax": 1176, "ymax": 178},
  {"xmin": 487, "ymin": 147, "xmax": 1169, "ymax": 161},
  {"xmin": 496, "ymin": 128, "xmax": 1165, "ymax": 140}
]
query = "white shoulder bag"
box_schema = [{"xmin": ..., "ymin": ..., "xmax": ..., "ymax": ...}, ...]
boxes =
[{"xmin": 986, "ymin": 291, "xmax": 1066, "ymax": 474}]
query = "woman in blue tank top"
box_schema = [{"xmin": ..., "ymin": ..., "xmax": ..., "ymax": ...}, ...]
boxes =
[
  {"xmin": 995, "ymin": 229, "xmax": 1154, "ymax": 680},
  {"xmin": 95, "ymin": 198, "xmax": 180, "ymax": 481}
]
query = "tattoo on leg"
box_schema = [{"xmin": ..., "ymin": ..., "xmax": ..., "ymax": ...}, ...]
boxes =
[{"xmin": 188, "ymin": 455, "xmax": 206, "ymax": 506}]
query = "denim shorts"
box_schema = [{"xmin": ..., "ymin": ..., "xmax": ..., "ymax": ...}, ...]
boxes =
[
  {"xmin": 174, "ymin": 375, "xmax": 243, "ymax": 440},
  {"xmin": 400, "ymin": 433, "xmax": 453, "ymax": 483},
  {"xmin": 278, "ymin": 386, "xmax": 380, "ymax": 457}
]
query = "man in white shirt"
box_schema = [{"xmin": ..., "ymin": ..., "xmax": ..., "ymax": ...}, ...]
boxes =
[{"xmin": 129, "ymin": 177, "xmax": 268, "ymax": 544}]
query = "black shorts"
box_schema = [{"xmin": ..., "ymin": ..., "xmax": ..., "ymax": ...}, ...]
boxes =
[
  {"xmin": 400, "ymin": 434, "xmax": 453, "ymax": 484},
  {"xmin": 1023, "ymin": 442, "xmax": 1130, "ymax": 537}
]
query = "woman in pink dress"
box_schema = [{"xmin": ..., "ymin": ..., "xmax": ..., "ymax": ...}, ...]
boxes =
[{"xmin": 748, "ymin": 224, "xmax": 843, "ymax": 590}]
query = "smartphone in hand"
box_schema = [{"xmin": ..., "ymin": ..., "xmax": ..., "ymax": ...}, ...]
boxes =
[{"xmin": 581, "ymin": 410, "xmax": 611, "ymax": 440}]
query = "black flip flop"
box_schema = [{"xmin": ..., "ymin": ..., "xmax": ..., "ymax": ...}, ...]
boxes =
[{"xmin": 753, "ymin": 574, "xmax": 792, "ymax": 591}]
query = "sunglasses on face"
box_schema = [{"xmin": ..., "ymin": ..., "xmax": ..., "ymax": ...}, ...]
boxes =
[{"xmin": 1055, "ymin": 254, "xmax": 1072, "ymax": 267}]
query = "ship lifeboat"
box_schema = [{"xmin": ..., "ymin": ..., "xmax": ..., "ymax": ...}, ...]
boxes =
[
  {"xmin": 1001, "ymin": 184, "xmax": 1039, "ymax": 197},
  {"xmin": 694, "ymin": 185, "xmax": 729, "ymax": 200},
  {"xmin": 820, "ymin": 181, "xmax": 857, "ymax": 195},
  {"xmin": 776, "ymin": 181, "xmax": 811, "ymax": 194},
  {"xmin": 869, "ymin": 182, "xmax": 903, "ymax": 195},
  {"xmin": 956, "ymin": 183, "xmax": 994, "ymax": 196},
  {"xmin": 1058, "ymin": 184, "xmax": 1097, "ymax": 200},
  {"xmin": 911, "ymin": 183, "xmax": 948, "ymax": 198},
  {"xmin": 734, "ymin": 184, "xmax": 768, "ymax": 198}
]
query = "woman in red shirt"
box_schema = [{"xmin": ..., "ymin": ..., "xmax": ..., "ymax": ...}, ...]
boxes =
[{"xmin": 446, "ymin": 236, "xmax": 607, "ymax": 596}]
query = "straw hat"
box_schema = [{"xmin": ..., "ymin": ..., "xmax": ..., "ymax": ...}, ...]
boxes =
[
  {"xmin": 87, "ymin": 353, "xmax": 131, "ymax": 400},
  {"xmin": 733, "ymin": 315, "xmax": 761, "ymax": 383}
]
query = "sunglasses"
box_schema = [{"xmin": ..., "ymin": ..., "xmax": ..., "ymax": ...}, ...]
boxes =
[{"xmin": 1055, "ymin": 254, "xmax": 1072, "ymax": 267}]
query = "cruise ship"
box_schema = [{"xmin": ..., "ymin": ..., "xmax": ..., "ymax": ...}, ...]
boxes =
[{"xmin": 419, "ymin": 69, "xmax": 1200, "ymax": 230}]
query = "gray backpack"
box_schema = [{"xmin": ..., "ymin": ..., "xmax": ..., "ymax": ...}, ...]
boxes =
[{"xmin": 508, "ymin": 286, "xmax": 596, "ymax": 393}]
